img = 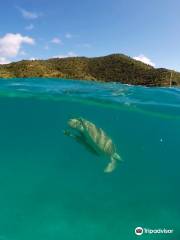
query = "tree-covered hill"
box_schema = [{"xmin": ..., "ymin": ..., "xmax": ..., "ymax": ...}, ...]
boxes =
[{"xmin": 0, "ymin": 54, "xmax": 180, "ymax": 86}]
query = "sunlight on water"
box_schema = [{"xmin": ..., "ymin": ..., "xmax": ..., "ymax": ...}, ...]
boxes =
[{"xmin": 0, "ymin": 78, "xmax": 179, "ymax": 240}]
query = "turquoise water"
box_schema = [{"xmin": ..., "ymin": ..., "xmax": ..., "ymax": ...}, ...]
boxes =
[{"xmin": 0, "ymin": 78, "xmax": 179, "ymax": 240}]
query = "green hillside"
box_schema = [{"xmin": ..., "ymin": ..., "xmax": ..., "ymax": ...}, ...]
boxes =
[{"xmin": 0, "ymin": 54, "xmax": 180, "ymax": 86}]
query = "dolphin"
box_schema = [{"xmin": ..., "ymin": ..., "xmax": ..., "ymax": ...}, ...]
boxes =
[{"xmin": 64, "ymin": 117, "xmax": 122, "ymax": 173}]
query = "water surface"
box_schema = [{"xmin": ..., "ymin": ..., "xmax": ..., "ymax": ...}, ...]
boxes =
[{"xmin": 0, "ymin": 78, "xmax": 179, "ymax": 240}]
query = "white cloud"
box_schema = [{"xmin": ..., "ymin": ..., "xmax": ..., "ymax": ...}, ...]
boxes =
[
  {"xmin": 65, "ymin": 33, "xmax": 72, "ymax": 39},
  {"xmin": 0, "ymin": 33, "xmax": 35, "ymax": 64},
  {"xmin": 17, "ymin": 7, "xmax": 41, "ymax": 20},
  {"xmin": 30, "ymin": 57, "xmax": 36, "ymax": 61},
  {"xmin": 25, "ymin": 24, "xmax": 34, "ymax": 30},
  {"xmin": 133, "ymin": 54, "xmax": 155, "ymax": 67},
  {"xmin": 0, "ymin": 57, "xmax": 10, "ymax": 64},
  {"xmin": 51, "ymin": 37, "xmax": 62, "ymax": 44},
  {"xmin": 54, "ymin": 51, "xmax": 77, "ymax": 58}
]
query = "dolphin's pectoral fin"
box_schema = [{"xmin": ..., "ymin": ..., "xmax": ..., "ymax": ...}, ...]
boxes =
[
  {"xmin": 64, "ymin": 129, "xmax": 83, "ymax": 141},
  {"xmin": 63, "ymin": 129, "xmax": 75, "ymax": 138},
  {"xmin": 63, "ymin": 129, "xmax": 81, "ymax": 140},
  {"xmin": 63, "ymin": 129, "xmax": 71, "ymax": 136},
  {"xmin": 104, "ymin": 153, "xmax": 122, "ymax": 173}
]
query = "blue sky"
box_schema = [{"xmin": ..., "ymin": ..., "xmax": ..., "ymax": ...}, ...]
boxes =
[{"xmin": 0, "ymin": 0, "xmax": 180, "ymax": 70}]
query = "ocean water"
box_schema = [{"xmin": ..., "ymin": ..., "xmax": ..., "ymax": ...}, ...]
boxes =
[{"xmin": 0, "ymin": 78, "xmax": 179, "ymax": 240}]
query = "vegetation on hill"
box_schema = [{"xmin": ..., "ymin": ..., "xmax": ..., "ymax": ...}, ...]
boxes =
[{"xmin": 0, "ymin": 54, "xmax": 180, "ymax": 86}]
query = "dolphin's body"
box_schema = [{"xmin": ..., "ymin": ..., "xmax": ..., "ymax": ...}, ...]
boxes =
[{"xmin": 64, "ymin": 117, "xmax": 122, "ymax": 173}]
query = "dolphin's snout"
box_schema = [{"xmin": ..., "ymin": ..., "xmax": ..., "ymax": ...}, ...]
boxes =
[
  {"xmin": 68, "ymin": 118, "xmax": 78, "ymax": 128},
  {"xmin": 67, "ymin": 118, "xmax": 84, "ymax": 132}
]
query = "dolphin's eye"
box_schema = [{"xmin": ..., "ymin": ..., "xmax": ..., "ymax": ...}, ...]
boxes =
[
  {"xmin": 77, "ymin": 117, "xmax": 82, "ymax": 122},
  {"xmin": 77, "ymin": 118, "xmax": 83, "ymax": 125}
]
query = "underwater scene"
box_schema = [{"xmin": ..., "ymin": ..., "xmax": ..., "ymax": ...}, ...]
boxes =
[{"xmin": 0, "ymin": 78, "xmax": 179, "ymax": 240}]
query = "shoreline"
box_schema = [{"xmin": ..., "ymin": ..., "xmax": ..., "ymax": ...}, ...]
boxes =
[{"xmin": 0, "ymin": 54, "xmax": 180, "ymax": 87}]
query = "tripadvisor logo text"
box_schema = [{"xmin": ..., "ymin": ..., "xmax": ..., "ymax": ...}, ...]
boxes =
[{"xmin": 135, "ymin": 226, "xmax": 174, "ymax": 236}]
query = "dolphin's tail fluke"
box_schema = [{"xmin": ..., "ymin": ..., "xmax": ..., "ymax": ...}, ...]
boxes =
[{"xmin": 104, "ymin": 153, "xmax": 122, "ymax": 173}]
